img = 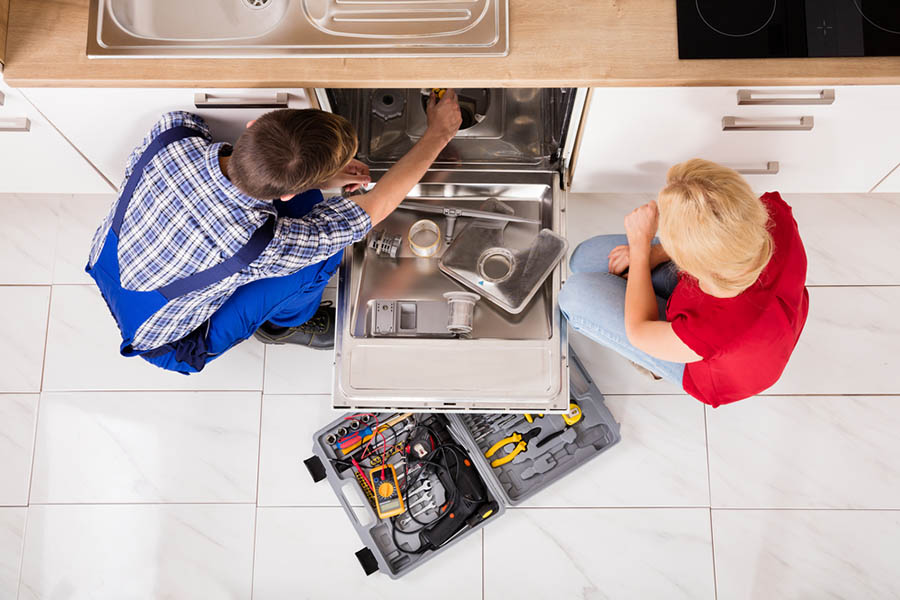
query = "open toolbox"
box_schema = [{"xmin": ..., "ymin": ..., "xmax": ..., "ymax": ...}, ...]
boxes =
[{"xmin": 304, "ymin": 349, "xmax": 621, "ymax": 578}]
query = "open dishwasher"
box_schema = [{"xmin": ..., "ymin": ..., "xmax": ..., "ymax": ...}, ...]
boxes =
[{"xmin": 317, "ymin": 88, "xmax": 590, "ymax": 412}]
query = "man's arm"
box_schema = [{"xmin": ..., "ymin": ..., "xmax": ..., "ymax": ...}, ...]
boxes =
[
  {"xmin": 352, "ymin": 89, "xmax": 462, "ymax": 226},
  {"xmin": 623, "ymin": 202, "xmax": 703, "ymax": 363}
]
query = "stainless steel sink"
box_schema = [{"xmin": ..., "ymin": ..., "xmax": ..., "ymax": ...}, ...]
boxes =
[
  {"xmin": 88, "ymin": 0, "xmax": 508, "ymax": 58},
  {"xmin": 334, "ymin": 170, "xmax": 569, "ymax": 412}
]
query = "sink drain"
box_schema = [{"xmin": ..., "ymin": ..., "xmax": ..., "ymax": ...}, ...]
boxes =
[{"xmin": 242, "ymin": 0, "xmax": 272, "ymax": 9}]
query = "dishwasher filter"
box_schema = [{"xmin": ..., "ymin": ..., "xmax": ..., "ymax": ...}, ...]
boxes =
[{"xmin": 439, "ymin": 200, "xmax": 568, "ymax": 314}]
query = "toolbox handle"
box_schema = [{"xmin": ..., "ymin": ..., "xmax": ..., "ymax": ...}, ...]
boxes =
[
  {"xmin": 303, "ymin": 456, "xmax": 327, "ymax": 483},
  {"xmin": 355, "ymin": 547, "xmax": 380, "ymax": 576}
]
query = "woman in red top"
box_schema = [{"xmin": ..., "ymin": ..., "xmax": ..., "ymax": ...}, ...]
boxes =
[{"xmin": 558, "ymin": 159, "xmax": 809, "ymax": 406}]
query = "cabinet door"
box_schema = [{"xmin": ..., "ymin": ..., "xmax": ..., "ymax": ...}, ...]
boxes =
[
  {"xmin": 20, "ymin": 88, "xmax": 312, "ymax": 187},
  {"xmin": 0, "ymin": 80, "xmax": 111, "ymax": 194},
  {"xmin": 571, "ymin": 86, "xmax": 900, "ymax": 194}
]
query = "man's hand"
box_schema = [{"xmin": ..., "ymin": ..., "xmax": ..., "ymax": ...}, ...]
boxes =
[
  {"xmin": 424, "ymin": 89, "xmax": 462, "ymax": 144},
  {"xmin": 624, "ymin": 201, "xmax": 659, "ymax": 259},
  {"xmin": 320, "ymin": 158, "xmax": 371, "ymax": 193}
]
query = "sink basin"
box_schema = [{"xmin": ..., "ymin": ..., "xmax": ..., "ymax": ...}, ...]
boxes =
[{"xmin": 88, "ymin": 0, "xmax": 508, "ymax": 57}]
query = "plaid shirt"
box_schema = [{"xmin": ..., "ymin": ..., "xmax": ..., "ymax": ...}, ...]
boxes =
[{"xmin": 89, "ymin": 111, "xmax": 371, "ymax": 351}]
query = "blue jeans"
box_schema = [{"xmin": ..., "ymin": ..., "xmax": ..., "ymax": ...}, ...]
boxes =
[{"xmin": 558, "ymin": 234, "xmax": 686, "ymax": 385}]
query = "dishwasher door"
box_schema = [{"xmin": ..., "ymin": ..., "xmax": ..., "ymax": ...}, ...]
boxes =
[
  {"xmin": 322, "ymin": 88, "xmax": 587, "ymax": 412},
  {"xmin": 333, "ymin": 169, "xmax": 569, "ymax": 412}
]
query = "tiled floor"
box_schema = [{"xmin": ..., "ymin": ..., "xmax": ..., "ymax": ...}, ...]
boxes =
[{"xmin": 1, "ymin": 192, "xmax": 899, "ymax": 599}]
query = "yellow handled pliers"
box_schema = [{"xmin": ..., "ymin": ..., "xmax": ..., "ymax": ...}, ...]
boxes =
[{"xmin": 484, "ymin": 428, "xmax": 541, "ymax": 468}]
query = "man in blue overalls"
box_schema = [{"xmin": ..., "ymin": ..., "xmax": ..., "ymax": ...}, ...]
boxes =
[{"xmin": 87, "ymin": 90, "xmax": 462, "ymax": 374}]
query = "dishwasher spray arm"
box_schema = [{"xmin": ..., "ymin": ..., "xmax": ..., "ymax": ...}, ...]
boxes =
[{"xmin": 396, "ymin": 201, "xmax": 540, "ymax": 245}]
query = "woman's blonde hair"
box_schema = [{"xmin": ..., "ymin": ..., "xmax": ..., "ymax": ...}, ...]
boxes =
[{"xmin": 657, "ymin": 159, "xmax": 773, "ymax": 295}]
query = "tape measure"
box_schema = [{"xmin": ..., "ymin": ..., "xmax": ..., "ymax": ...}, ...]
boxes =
[{"xmin": 562, "ymin": 403, "xmax": 583, "ymax": 427}]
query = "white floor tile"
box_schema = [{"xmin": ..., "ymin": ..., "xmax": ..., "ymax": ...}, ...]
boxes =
[
  {"xmin": 521, "ymin": 395, "xmax": 709, "ymax": 507},
  {"xmin": 30, "ymin": 391, "xmax": 261, "ymax": 503},
  {"xmin": 484, "ymin": 508, "xmax": 715, "ymax": 600},
  {"xmin": 786, "ymin": 193, "xmax": 900, "ymax": 285},
  {"xmin": 252, "ymin": 507, "xmax": 482, "ymax": 599},
  {"xmin": 0, "ymin": 507, "xmax": 26, "ymax": 600},
  {"xmin": 42, "ymin": 285, "xmax": 264, "ymax": 391},
  {"xmin": 53, "ymin": 194, "xmax": 117, "ymax": 285},
  {"xmin": 708, "ymin": 396, "xmax": 900, "ymax": 509},
  {"xmin": 570, "ymin": 329, "xmax": 685, "ymax": 395},
  {"xmin": 18, "ymin": 504, "xmax": 255, "ymax": 600},
  {"xmin": 0, "ymin": 395, "xmax": 38, "ymax": 506},
  {"xmin": 263, "ymin": 345, "xmax": 334, "ymax": 395},
  {"xmin": 0, "ymin": 287, "xmax": 50, "ymax": 393},
  {"xmin": 0, "ymin": 195, "xmax": 61, "ymax": 285},
  {"xmin": 263, "ymin": 287, "xmax": 336, "ymax": 395},
  {"xmin": 713, "ymin": 509, "xmax": 900, "ymax": 600},
  {"xmin": 258, "ymin": 395, "xmax": 347, "ymax": 507},
  {"xmin": 769, "ymin": 287, "xmax": 900, "ymax": 395}
]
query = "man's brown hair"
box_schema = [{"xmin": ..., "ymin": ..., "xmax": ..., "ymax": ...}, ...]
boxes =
[{"xmin": 228, "ymin": 109, "xmax": 358, "ymax": 199}]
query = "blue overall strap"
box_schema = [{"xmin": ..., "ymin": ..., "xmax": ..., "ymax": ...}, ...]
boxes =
[
  {"xmin": 111, "ymin": 126, "xmax": 204, "ymax": 235},
  {"xmin": 156, "ymin": 216, "xmax": 275, "ymax": 300}
]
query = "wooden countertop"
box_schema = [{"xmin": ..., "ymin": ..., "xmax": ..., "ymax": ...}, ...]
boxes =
[
  {"xmin": 4, "ymin": 0, "xmax": 900, "ymax": 87},
  {"xmin": 0, "ymin": 0, "xmax": 9, "ymax": 65}
]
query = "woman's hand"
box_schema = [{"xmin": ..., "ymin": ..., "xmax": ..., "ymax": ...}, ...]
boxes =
[
  {"xmin": 609, "ymin": 243, "xmax": 671, "ymax": 278},
  {"xmin": 608, "ymin": 244, "xmax": 631, "ymax": 276},
  {"xmin": 321, "ymin": 158, "xmax": 371, "ymax": 193},
  {"xmin": 624, "ymin": 201, "xmax": 659, "ymax": 259}
]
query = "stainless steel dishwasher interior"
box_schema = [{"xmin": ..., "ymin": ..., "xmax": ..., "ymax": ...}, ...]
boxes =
[
  {"xmin": 348, "ymin": 181, "xmax": 557, "ymax": 341},
  {"xmin": 88, "ymin": 0, "xmax": 509, "ymax": 58},
  {"xmin": 325, "ymin": 87, "xmax": 586, "ymax": 412}
]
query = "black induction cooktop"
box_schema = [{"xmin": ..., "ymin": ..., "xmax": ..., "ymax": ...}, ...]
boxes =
[{"xmin": 677, "ymin": 0, "xmax": 900, "ymax": 58}]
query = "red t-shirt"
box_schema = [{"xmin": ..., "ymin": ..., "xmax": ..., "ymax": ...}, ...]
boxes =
[{"xmin": 666, "ymin": 192, "xmax": 809, "ymax": 407}]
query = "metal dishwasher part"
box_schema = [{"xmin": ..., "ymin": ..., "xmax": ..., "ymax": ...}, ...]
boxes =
[
  {"xmin": 88, "ymin": 0, "xmax": 509, "ymax": 58},
  {"xmin": 323, "ymin": 88, "xmax": 589, "ymax": 412},
  {"xmin": 443, "ymin": 292, "xmax": 480, "ymax": 335},
  {"xmin": 407, "ymin": 220, "xmax": 442, "ymax": 258},
  {"xmin": 368, "ymin": 231, "xmax": 402, "ymax": 259},
  {"xmin": 368, "ymin": 299, "xmax": 455, "ymax": 338},
  {"xmin": 439, "ymin": 204, "xmax": 568, "ymax": 314},
  {"xmin": 396, "ymin": 200, "xmax": 541, "ymax": 245}
]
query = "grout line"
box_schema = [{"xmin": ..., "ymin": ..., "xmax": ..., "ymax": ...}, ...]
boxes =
[
  {"xmin": 15, "ymin": 505, "xmax": 29, "ymax": 600},
  {"xmin": 26, "ymin": 501, "xmax": 259, "ymax": 506},
  {"xmin": 709, "ymin": 509, "xmax": 719, "ymax": 600},
  {"xmin": 26, "ymin": 286, "xmax": 54, "ymax": 508},
  {"xmin": 481, "ymin": 529, "xmax": 485, "ymax": 600},
  {"xmin": 868, "ymin": 161, "xmax": 900, "ymax": 193},
  {"xmin": 249, "ymin": 392, "xmax": 264, "ymax": 600},
  {"xmin": 249, "ymin": 506, "xmax": 259, "ymax": 600},
  {"xmin": 703, "ymin": 404, "xmax": 713, "ymax": 507}
]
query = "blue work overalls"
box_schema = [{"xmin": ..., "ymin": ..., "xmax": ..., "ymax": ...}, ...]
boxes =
[{"xmin": 86, "ymin": 126, "xmax": 343, "ymax": 374}]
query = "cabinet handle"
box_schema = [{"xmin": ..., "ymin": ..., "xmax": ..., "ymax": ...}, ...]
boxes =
[
  {"xmin": 0, "ymin": 91, "xmax": 4, "ymax": 106},
  {"xmin": 0, "ymin": 117, "xmax": 30, "ymax": 132},
  {"xmin": 722, "ymin": 116, "xmax": 813, "ymax": 131},
  {"xmin": 737, "ymin": 89, "xmax": 835, "ymax": 105},
  {"xmin": 194, "ymin": 92, "xmax": 289, "ymax": 109},
  {"xmin": 734, "ymin": 161, "xmax": 780, "ymax": 175}
]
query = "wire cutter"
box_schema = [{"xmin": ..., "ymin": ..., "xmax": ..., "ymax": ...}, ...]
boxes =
[{"xmin": 484, "ymin": 428, "xmax": 541, "ymax": 467}]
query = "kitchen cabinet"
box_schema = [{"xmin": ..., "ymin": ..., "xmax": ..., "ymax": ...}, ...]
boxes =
[
  {"xmin": 571, "ymin": 86, "xmax": 900, "ymax": 194},
  {"xmin": 20, "ymin": 88, "xmax": 313, "ymax": 187},
  {"xmin": 872, "ymin": 163, "xmax": 900, "ymax": 192},
  {"xmin": 0, "ymin": 78, "xmax": 110, "ymax": 193}
]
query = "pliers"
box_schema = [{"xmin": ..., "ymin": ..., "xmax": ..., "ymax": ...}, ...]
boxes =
[{"xmin": 484, "ymin": 428, "xmax": 541, "ymax": 467}]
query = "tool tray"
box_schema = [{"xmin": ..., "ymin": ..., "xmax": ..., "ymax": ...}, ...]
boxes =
[{"xmin": 304, "ymin": 349, "xmax": 620, "ymax": 579}]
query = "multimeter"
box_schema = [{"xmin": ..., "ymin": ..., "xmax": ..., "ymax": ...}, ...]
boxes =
[{"xmin": 369, "ymin": 464, "xmax": 405, "ymax": 519}]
